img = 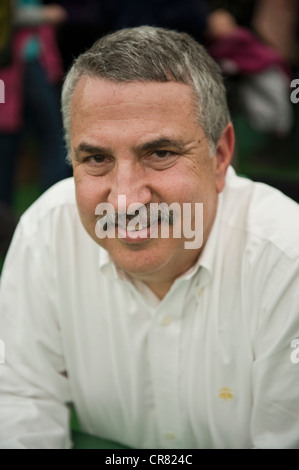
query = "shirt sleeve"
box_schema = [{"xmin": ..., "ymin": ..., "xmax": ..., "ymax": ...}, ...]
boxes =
[
  {"xmin": 249, "ymin": 245, "xmax": 299, "ymax": 449},
  {"xmin": 0, "ymin": 218, "xmax": 72, "ymax": 449}
]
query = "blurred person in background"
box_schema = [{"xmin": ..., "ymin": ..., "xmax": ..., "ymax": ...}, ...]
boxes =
[
  {"xmin": 253, "ymin": 0, "xmax": 299, "ymax": 70},
  {"xmin": 205, "ymin": 1, "xmax": 294, "ymax": 138},
  {"xmin": 0, "ymin": 2, "xmax": 17, "ymax": 264},
  {"xmin": 0, "ymin": 0, "xmax": 69, "ymax": 207}
]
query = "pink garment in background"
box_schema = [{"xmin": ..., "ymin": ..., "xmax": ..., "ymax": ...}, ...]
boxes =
[
  {"xmin": 207, "ymin": 27, "xmax": 291, "ymax": 78},
  {"xmin": 0, "ymin": 25, "xmax": 63, "ymax": 133}
]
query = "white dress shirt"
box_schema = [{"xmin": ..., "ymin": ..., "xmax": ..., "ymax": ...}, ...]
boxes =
[{"xmin": 0, "ymin": 167, "xmax": 299, "ymax": 449}]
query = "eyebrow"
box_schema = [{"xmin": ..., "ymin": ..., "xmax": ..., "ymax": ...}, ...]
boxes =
[
  {"xmin": 73, "ymin": 143, "xmax": 109, "ymax": 161},
  {"xmin": 136, "ymin": 137, "xmax": 187, "ymax": 153},
  {"xmin": 73, "ymin": 136, "xmax": 187, "ymax": 161}
]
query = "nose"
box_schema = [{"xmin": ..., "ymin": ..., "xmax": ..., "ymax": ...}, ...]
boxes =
[{"xmin": 107, "ymin": 159, "xmax": 152, "ymax": 213}]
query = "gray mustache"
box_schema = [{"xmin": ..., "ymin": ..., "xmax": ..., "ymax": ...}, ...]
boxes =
[{"xmin": 100, "ymin": 205, "xmax": 175, "ymax": 230}]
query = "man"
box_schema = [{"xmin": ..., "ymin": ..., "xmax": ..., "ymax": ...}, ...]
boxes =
[{"xmin": 0, "ymin": 26, "xmax": 299, "ymax": 449}]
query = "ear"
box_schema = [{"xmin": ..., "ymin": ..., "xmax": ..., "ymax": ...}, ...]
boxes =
[{"xmin": 213, "ymin": 122, "xmax": 235, "ymax": 194}]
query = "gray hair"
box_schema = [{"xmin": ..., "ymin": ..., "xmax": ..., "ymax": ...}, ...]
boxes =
[{"xmin": 61, "ymin": 26, "xmax": 230, "ymax": 162}]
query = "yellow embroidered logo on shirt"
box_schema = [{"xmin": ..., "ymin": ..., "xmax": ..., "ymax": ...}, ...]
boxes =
[{"xmin": 218, "ymin": 387, "xmax": 234, "ymax": 400}]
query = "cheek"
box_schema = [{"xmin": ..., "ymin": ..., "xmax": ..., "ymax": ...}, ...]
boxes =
[
  {"xmin": 158, "ymin": 168, "xmax": 196, "ymax": 203},
  {"xmin": 163, "ymin": 173, "xmax": 206, "ymax": 205},
  {"xmin": 74, "ymin": 174, "xmax": 104, "ymax": 222}
]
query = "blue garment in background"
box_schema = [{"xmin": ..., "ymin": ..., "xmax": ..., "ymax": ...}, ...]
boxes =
[
  {"xmin": 0, "ymin": 60, "xmax": 69, "ymax": 205},
  {"xmin": 17, "ymin": 0, "xmax": 41, "ymax": 59}
]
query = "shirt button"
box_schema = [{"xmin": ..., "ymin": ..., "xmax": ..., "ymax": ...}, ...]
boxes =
[
  {"xmin": 161, "ymin": 316, "xmax": 172, "ymax": 326},
  {"xmin": 165, "ymin": 432, "xmax": 176, "ymax": 440},
  {"xmin": 197, "ymin": 287, "xmax": 204, "ymax": 297}
]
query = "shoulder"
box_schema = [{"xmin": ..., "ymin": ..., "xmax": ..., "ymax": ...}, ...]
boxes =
[
  {"xmin": 221, "ymin": 167, "xmax": 299, "ymax": 262},
  {"xmin": 18, "ymin": 177, "xmax": 79, "ymax": 238},
  {"xmin": 219, "ymin": 169, "xmax": 299, "ymax": 332},
  {"xmin": 5, "ymin": 177, "xmax": 103, "ymax": 281}
]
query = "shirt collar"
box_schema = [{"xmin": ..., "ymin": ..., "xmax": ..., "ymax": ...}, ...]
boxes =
[
  {"xmin": 98, "ymin": 247, "xmax": 119, "ymax": 280},
  {"xmin": 169, "ymin": 191, "xmax": 223, "ymax": 288},
  {"xmin": 196, "ymin": 190, "xmax": 223, "ymax": 276}
]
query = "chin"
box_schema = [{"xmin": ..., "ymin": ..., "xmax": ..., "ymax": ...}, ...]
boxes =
[{"xmin": 108, "ymin": 241, "xmax": 172, "ymax": 275}]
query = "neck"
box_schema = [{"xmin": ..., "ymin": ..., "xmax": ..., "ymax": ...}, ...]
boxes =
[
  {"xmin": 131, "ymin": 251, "xmax": 202, "ymax": 300},
  {"xmin": 143, "ymin": 279, "xmax": 174, "ymax": 300}
]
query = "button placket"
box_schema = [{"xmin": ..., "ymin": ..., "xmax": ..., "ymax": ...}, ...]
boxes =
[{"xmin": 148, "ymin": 285, "xmax": 190, "ymax": 447}]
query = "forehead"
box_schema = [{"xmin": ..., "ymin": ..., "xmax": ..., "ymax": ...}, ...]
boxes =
[{"xmin": 70, "ymin": 77, "xmax": 199, "ymax": 127}]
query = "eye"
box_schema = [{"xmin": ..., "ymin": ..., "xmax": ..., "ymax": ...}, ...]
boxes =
[
  {"xmin": 144, "ymin": 149, "xmax": 179, "ymax": 170},
  {"xmin": 82, "ymin": 155, "xmax": 114, "ymax": 175},
  {"xmin": 152, "ymin": 150, "xmax": 175, "ymax": 159},
  {"xmin": 84, "ymin": 155, "xmax": 107, "ymax": 164}
]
